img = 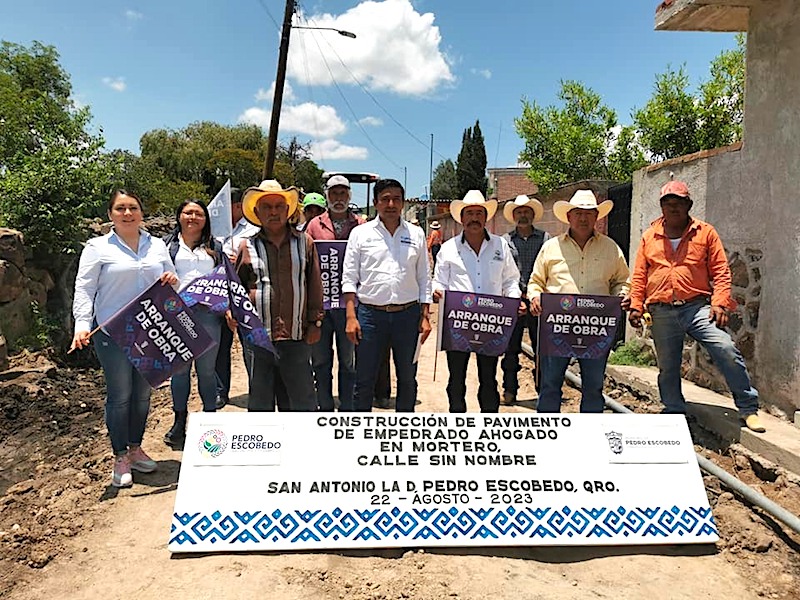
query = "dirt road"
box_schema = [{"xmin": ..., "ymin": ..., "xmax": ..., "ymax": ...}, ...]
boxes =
[{"xmin": 2, "ymin": 308, "xmax": 795, "ymax": 599}]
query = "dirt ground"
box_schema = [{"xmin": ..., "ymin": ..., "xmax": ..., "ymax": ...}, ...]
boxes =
[{"xmin": 1, "ymin": 307, "xmax": 800, "ymax": 599}]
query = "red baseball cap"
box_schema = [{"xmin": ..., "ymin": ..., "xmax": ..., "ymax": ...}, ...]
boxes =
[{"xmin": 659, "ymin": 180, "xmax": 691, "ymax": 201}]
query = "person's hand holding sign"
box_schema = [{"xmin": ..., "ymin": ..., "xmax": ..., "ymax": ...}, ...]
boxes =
[{"xmin": 529, "ymin": 296, "xmax": 543, "ymax": 316}]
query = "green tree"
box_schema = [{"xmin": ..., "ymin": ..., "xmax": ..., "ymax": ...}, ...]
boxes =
[
  {"xmin": 276, "ymin": 137, "xmax": 324, "ymax": 193},
  {"xmin": 634, "ymin": 34, "xmax": 745, "ymax": 161},
  {"xmin": 139, "ymin": 121, "xmax": 267, "ymax": 193},
  {"xmin": 456, "ymin": 120, "xmax": 488, "ymax": 198},
  {"xmin": 515, "ymin": 80, "xmax": 622, "ymax": 195},
  {"xmin": 0, "ymin": 41, "xmax": 116, "ymax": 257},
  {"xmin": 431, "ymin": 159, "xmax": 459, "ymax": 200},
  {"xmin": 607, "ymin": 126, "xmax": 648, "ymax": 181}
]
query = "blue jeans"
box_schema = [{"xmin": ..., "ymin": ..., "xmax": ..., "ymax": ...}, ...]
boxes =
[
  {"xmin": 245, "ymin": 340, "xmax": 316, "ymax": 411},
  {"xmin": 650, "ymin": 301, "xmax": 759, "ymax": 416},
  {"xmin": 93, "ymin": 329, "xmax": 151, "ymax": 455},
  {"xmin": 353, "ymin": 303, "xmax": 421, "ymax": 412},
  {"xmin": 171, "ymin": 307, "xmax": 222, "ymax": 412},
  {"xmin": 537, "ymin": 354, "xmax": 607, "ymax": 413},
  {"xmin": 311, "ymin": 309, "xmax": 356, "ymax": 411}
]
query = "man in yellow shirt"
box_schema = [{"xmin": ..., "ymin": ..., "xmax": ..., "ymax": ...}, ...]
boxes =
[{"xmin": 528, "ymin": 190, "xmax": 630, "ymax": 413}]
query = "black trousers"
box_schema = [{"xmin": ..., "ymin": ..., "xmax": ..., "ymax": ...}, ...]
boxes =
[{"xmin": 446, "ymin": 351, "xmax": 500, "ymax": 413}]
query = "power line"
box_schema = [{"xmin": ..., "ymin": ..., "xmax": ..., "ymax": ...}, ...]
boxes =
[
  {"xmin": 298, "ymin": 24, "xmax": 403, "ymax": 170},
  {"xmin": 254, "ymin": 0, "xmax": 282, "ymax": 32},
  {"xmin": 296, "ymin": 2, "xmax": 447, "ymax": 164}
]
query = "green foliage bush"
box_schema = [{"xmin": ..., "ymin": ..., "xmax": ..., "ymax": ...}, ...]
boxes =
[{"xmin": 608, "ymin": 338, "xmax": 657, "ymax": 367}]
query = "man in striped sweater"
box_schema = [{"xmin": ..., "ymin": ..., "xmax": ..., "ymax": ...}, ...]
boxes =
[{"xmin": 234, "ymin": 180, "xmax": 324, "ymax": 412}]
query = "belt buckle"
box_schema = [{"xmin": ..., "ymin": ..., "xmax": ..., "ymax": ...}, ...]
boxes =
[{"xmin": 671, "ymin": 299, "xmax": 687, "ymax": 306}]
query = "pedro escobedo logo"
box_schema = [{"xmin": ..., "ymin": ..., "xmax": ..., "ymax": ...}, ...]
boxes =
[{"xmin": 198, "ymin": 429, "xmax": 228, "ymax": 458}]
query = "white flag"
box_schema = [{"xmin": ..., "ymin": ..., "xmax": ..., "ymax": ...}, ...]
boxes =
[{"xmin": 208, "ymin": 179, "xmax": 232, "ymax": 241}]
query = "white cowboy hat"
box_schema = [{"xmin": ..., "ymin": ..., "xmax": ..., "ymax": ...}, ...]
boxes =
[
  {"xmin": 242, "ymin": 179, "xmax": 299, "ymax": 226},
  {"xmin": 429, "ymin": 220, "xmax": 441, "ymax": 229},
  {"xmin": 552, "ymin": 189, "xmax": 613, "ymax": 224},
  {"xmin": 449, "ymin": 190, "xmax": 497, "ymax": 224},
  {"xmin": 502, "ymin": 194, "xmax": 544, "ymax": 224}
]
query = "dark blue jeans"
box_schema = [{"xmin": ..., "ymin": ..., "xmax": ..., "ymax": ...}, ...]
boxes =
[
  {"xmin": 538, "ymin": 354, "xmax": 608, "ymax": 413},
  {"xmin": 245, "ymin": 340, "xmax": 316, "ymax": 411},
  {"xmin": 446, "ymin": 351, "xmax": 500, "ymax": 413},
  {"xmin": 353, "ymin": 303, "xmax": 420, "ymax": 412},
  {"xmin": 311, "ymin": 309, "xmax": 356, "ymax": 411},
  {"xmin": 93, "ymin": 330, "xmax": 151, "ymax": 455},
  {"xmin": 501, "ymin": 310, "xmax": 538, "ymax": 394},
  {"xmin": 215, "ymin": 324, "xmax": 249, "ymax": 401}
]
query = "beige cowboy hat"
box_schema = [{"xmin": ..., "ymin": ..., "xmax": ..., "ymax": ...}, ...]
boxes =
[
  {"xmin": 502, "ymin": 194, "xmax": 544, "ymax": 224},
  {"xmin": 552, "ymin": 189, "xmax": 613, "ymax": 224},
  {"xmin": 449, "ymin": 190, "xmax": 498, "ymax": 224},
  {"xmin": 242, "ymin": 179, "xmax": 299, "ymax": 226},
  {"xmin": 429, "ymin": 220, "xmax": 441, "ymax": 230}
]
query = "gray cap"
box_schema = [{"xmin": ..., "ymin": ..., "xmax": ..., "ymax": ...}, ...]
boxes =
[{"xmin": 326, "ymin": 175, "xmax": 350, "ymax": 189}]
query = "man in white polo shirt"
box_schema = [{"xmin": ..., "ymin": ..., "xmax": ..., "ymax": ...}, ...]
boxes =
[
  {"xmin": 342, "ymin": 178, "xmax": 432, "ymax": 412},
  {"xmin": 433, "ymin": 190, "xmax": 521, "ymax": 412}
]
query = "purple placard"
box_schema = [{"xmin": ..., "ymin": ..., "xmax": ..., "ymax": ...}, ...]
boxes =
[
  {"xmin": 538, "ymin": 293, "xmax": 622, "ymax": 359},
  {"xmin": 179, "ymin": 264, "xmax": 230, "ymax": 315},
  {"xmin": 223, "ymin": 256, "xmax": 276, "ymax": 354},
  {"xmin": 314, "ymin": 240, "xmax": 347, "ymax": 310},
  {"xmin": 102, "ymin": 281, "xmax": 217, "ymax": 388},
  {"xmin": 438, "ymin": 291, "xmax": 518, "ymax": 356}
]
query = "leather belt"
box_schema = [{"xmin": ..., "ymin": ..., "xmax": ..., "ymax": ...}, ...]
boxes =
[
  {"xmin": 362, "ymin": 301, "xmax": 418, "ymax": 313},
  {"xmin": 650, "ymin": 296, "xmax": 708, "ymax": 308}
]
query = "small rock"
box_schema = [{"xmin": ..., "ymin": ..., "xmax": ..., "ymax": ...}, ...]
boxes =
[
  {"xmin": 718, "ymin": 492, "xmax": 735, "ymax": 503},
  {"xmin": 753, "ymin": 535, "xmax": 772, "ymax": 553},
  {"xmin": 748, "ymin": 559, "xmax": 756, "ymax": 567},
  {"xmin": 734, "ymin": 454, "xmax": 750, "ymax": 470},
  {"xmin": 11, "ymin": 524, "xmax": 20, "ymax": 531},
  {"xmin": 571, "ymin": 580, "xmax": 579, "ymax": 586}
]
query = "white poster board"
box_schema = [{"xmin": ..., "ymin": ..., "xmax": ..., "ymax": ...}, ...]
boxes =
[{"xmin": 169, "ymin": 413, "xmax": 718, "ymax": 552}]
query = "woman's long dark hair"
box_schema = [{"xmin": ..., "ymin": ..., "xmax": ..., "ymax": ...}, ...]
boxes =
[{"xmin": 173, "ymin": 199, "xmax": 216, "ymax": 260}]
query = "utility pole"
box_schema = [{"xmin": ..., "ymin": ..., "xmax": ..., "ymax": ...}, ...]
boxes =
[{"xmin": 263, "ymin": 0, "xmax": 295, "ymax": 180}]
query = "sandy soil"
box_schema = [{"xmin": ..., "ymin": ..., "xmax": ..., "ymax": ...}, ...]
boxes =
[{"xmin": 1, "ymin": 307, "xmax": 799, "ymax": 599}]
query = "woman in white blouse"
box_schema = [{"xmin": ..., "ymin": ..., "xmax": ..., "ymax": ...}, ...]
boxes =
[
  {"xmin": 71, "ymin": 190, "xmax": 178, "ymax": 488},
  {"xmin": 162, "ymin": 200, "xmax": 224, "ymax": 448}
]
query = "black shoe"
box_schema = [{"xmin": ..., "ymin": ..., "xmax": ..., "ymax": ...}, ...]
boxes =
[
  {"xmin": 215, "ymin": 394, "xmax": 228, "ymax": 410},
  {"xmin": 164, "ymin": 411, "xmax": 187, "ymax": 448},
  {"xmin": 373, "ymin": 397, "xmax": 395, "ymax": 409}
]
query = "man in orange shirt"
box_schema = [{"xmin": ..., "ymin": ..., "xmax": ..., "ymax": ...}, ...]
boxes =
[{"xmin": 628, "ymin": 181, "xmax": 765, "ymax": 432}]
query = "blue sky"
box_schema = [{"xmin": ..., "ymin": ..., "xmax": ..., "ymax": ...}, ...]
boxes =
[{"xmin": 2, "ymin": 0, "xmax": 738, "ymax": 202}]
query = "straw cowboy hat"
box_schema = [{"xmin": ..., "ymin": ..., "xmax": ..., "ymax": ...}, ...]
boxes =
[
  {"xmin": 429, "ymin": 220, "xmax": 441, "ymax": 230},
  {"xmin": 552, "ymin": 189, "xmax": 613, "ymax": 224},
  {"xmin": 502, "ymin": 194, "xmax": 544, "ymax": 224},
  {"xmin": 242, "ymin": 180, "xmax": 299, "ymax": 226},
  {"xmin": 449, "ymin": 190, "xmax": 497, "ymax": 224}
]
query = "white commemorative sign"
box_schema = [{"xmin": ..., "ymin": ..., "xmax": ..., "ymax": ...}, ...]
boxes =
[{"xmin": 169, "ymin": 413, "xmax": 718, "ymax": 552}]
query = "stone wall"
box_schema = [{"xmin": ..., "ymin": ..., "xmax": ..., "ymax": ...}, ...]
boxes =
[{"xmin": 0, "ymin": 228, "xmax": 56, "ymax": 369}]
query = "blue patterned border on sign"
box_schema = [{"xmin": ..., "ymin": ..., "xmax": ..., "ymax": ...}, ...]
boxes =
[{"xmin": 170, "ymin": 506, "xmax": 717, "ymax": 547}]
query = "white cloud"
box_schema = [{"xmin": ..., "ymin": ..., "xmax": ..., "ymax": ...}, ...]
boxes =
[
  {"xmin": 238, "ymin": 101, "xmax": 347, "ymax": 138},
  {"xmin": 102, "ymin": 77, "xmax": 127, "ymax": 92},
  {"xmin": 471, "ymin": 68, "xmax": 492, "ymax": 80},
  {"xmin": 124, "ymin": 9, "xmax": 143, "ymax": 21},
  {"xmin": 358, "ymin": 116, "xmax": 383, "ymax": 127},
  {"xmin": 255, "ymin": 81, "xmax": 295, "ymax": 103},
  {"xmin": 287, "ymin": 0, "xmax": 454, "ymax": 96},
  {"xmin": 309, "ymin": 139, "xmax": 368, "ymax": 161}
]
